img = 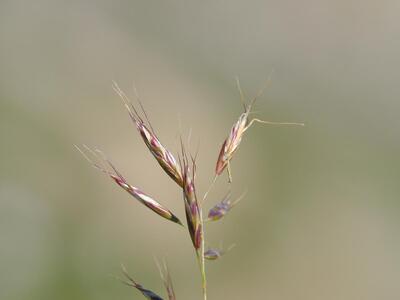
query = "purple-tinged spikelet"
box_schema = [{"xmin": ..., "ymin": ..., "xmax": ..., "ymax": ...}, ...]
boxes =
[
  {"xmin": 215, "ymin": 113, "xmax": 247, "ymax": 177},
  {"xmin": 113, "ymin": 82, "xmax": 183, "ymax": 187},
  {"xmin": 215, "ymin": 78, "xmax": 304, "ymax": 182},
  {"xmin": 120, "ymin": 265, "xmax": 164, "ymax": 300},
  {"xmin": 207, "ymin": 191, "xmax": 244, "ymax": 221},
  {"xmin": 204, "ymin": 244, "xmax": 236, "ymax": 261},
  {"xmin": 204, "ymin": 248, "xmax": 222, "ymax": 260},
  {"xmin": 75, "ymin": 145, "xmax": 182, "ymax": 225},
  {"xmin": 179, "ymin": 144, "xmax": 202, "ymax": 250}
]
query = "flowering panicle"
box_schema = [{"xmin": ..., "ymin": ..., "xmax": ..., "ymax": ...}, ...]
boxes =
[
  {"xmin": 179, "ymin": 144, "xmax": 202, "ymax": 250},
  {"xmin": 215, "ymin": 78, "xmax": 304, "ymax": 182},
  {"xmin": 75, "ymin": 145, "xmax": 182, "ymax": 225},
  {"xmin": 207, "ymin": 191, "xmax": 245, "ymax": 221},
  {"xmin": 120, "ymin": 265, "xmax": 164, "ymax": 300},
  {"xmin": 113, "ymin": 82, "xmax": 183, "ymax": 187},
  {"xmin": 78, "ymin": 78, "xmax": 304, "ymax": 300}
]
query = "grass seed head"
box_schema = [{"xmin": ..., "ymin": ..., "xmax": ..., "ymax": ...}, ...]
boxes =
[
  {"xmin": 207, "ymin": 191, "xmax": 244, "ymax": 221},
  {"xmin": 180, "ymin": 143, "xmax": 202, "ymax": 250},
  {"xmin": 113, "ymin": 82, "xmax": 183, "ymax": 187},
  {"xmin": 75, "ymin": 145, "xmax": 182, "ymax": 225},
  {"xmin": 215, "ymin": 77, "xmax": 304, "ymax": 181},
  {"xmin": 204, "ymin": 248, "xmax": 222, "ymax": 260},
  {"xmin": 215, "ymin": 113, "xmax": 247, "ymax": 176},
  {"xmin": 204, "ymin": 244, "xmax": 236, "ymax": 261},
  {"xmin": 215, "ymin": 78, "xmax": 262, "ymax": 178}
]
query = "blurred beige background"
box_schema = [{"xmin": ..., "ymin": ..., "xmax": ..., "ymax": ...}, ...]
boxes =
[{"xmin": 1, "ymin": 0, "xmax": 400, "ymax": 299}]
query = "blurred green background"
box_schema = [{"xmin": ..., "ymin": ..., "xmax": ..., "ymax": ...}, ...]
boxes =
[{"xmin": 1, "ymin": 0, "xmax": 400, "ymax": 299}]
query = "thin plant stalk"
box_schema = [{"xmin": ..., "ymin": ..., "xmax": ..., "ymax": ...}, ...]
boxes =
[
  {"xmin": 202, "ymin": 175, "xmax": 218, "ymax": 205},
  {"xmin": 197, "ymin": 207, "xmax": 207, "ymax": 300}
]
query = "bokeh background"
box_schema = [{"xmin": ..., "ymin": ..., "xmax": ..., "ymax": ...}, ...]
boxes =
[{"xmin": 1, "ymin": 1, "xmax": 400, "ymax": 299}]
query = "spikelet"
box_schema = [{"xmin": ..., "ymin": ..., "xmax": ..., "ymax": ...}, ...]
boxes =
[
  {"xmin": 215, "ymin": 77, "xmax": 304, "ymax": 182},
  {"xmin": 113, "ymin": 82, "xmax": 183, "ymax": 187},
  {"xmin": 204, "ymin": 244, "xmax": 236, "ymax": 261},
  {"xmin": 179, "ymin": 143, "xmax": 202, "ymax": 250},
  {"xmin": 215, "ymin": 113, "xmax": 247, "ymax": 181},
  {"xmin": 120, "ymin": 265, "xmax": 164, "ymax": 300},
  {"xmin": 75, "ymin": 145, "xmax": 182, "ymax": 225},
  {"xmin": 207, "ymin": 191, "xmax": 245, "ymax": 221}
]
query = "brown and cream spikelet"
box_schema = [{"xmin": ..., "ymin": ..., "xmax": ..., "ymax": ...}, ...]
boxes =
[{"xmin": 113, "ymin": 82, "xmax": 183, "ymax": 187}]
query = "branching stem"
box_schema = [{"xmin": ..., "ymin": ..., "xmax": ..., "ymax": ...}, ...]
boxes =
[{"xmin": 202, "ymin": 175, "xmax": 217, "ymax": 205}]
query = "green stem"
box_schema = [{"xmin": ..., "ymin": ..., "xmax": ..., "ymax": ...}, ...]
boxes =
[{"xmin": 197, "ymin": 209, "xmax": 207, "ymax": 300}]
